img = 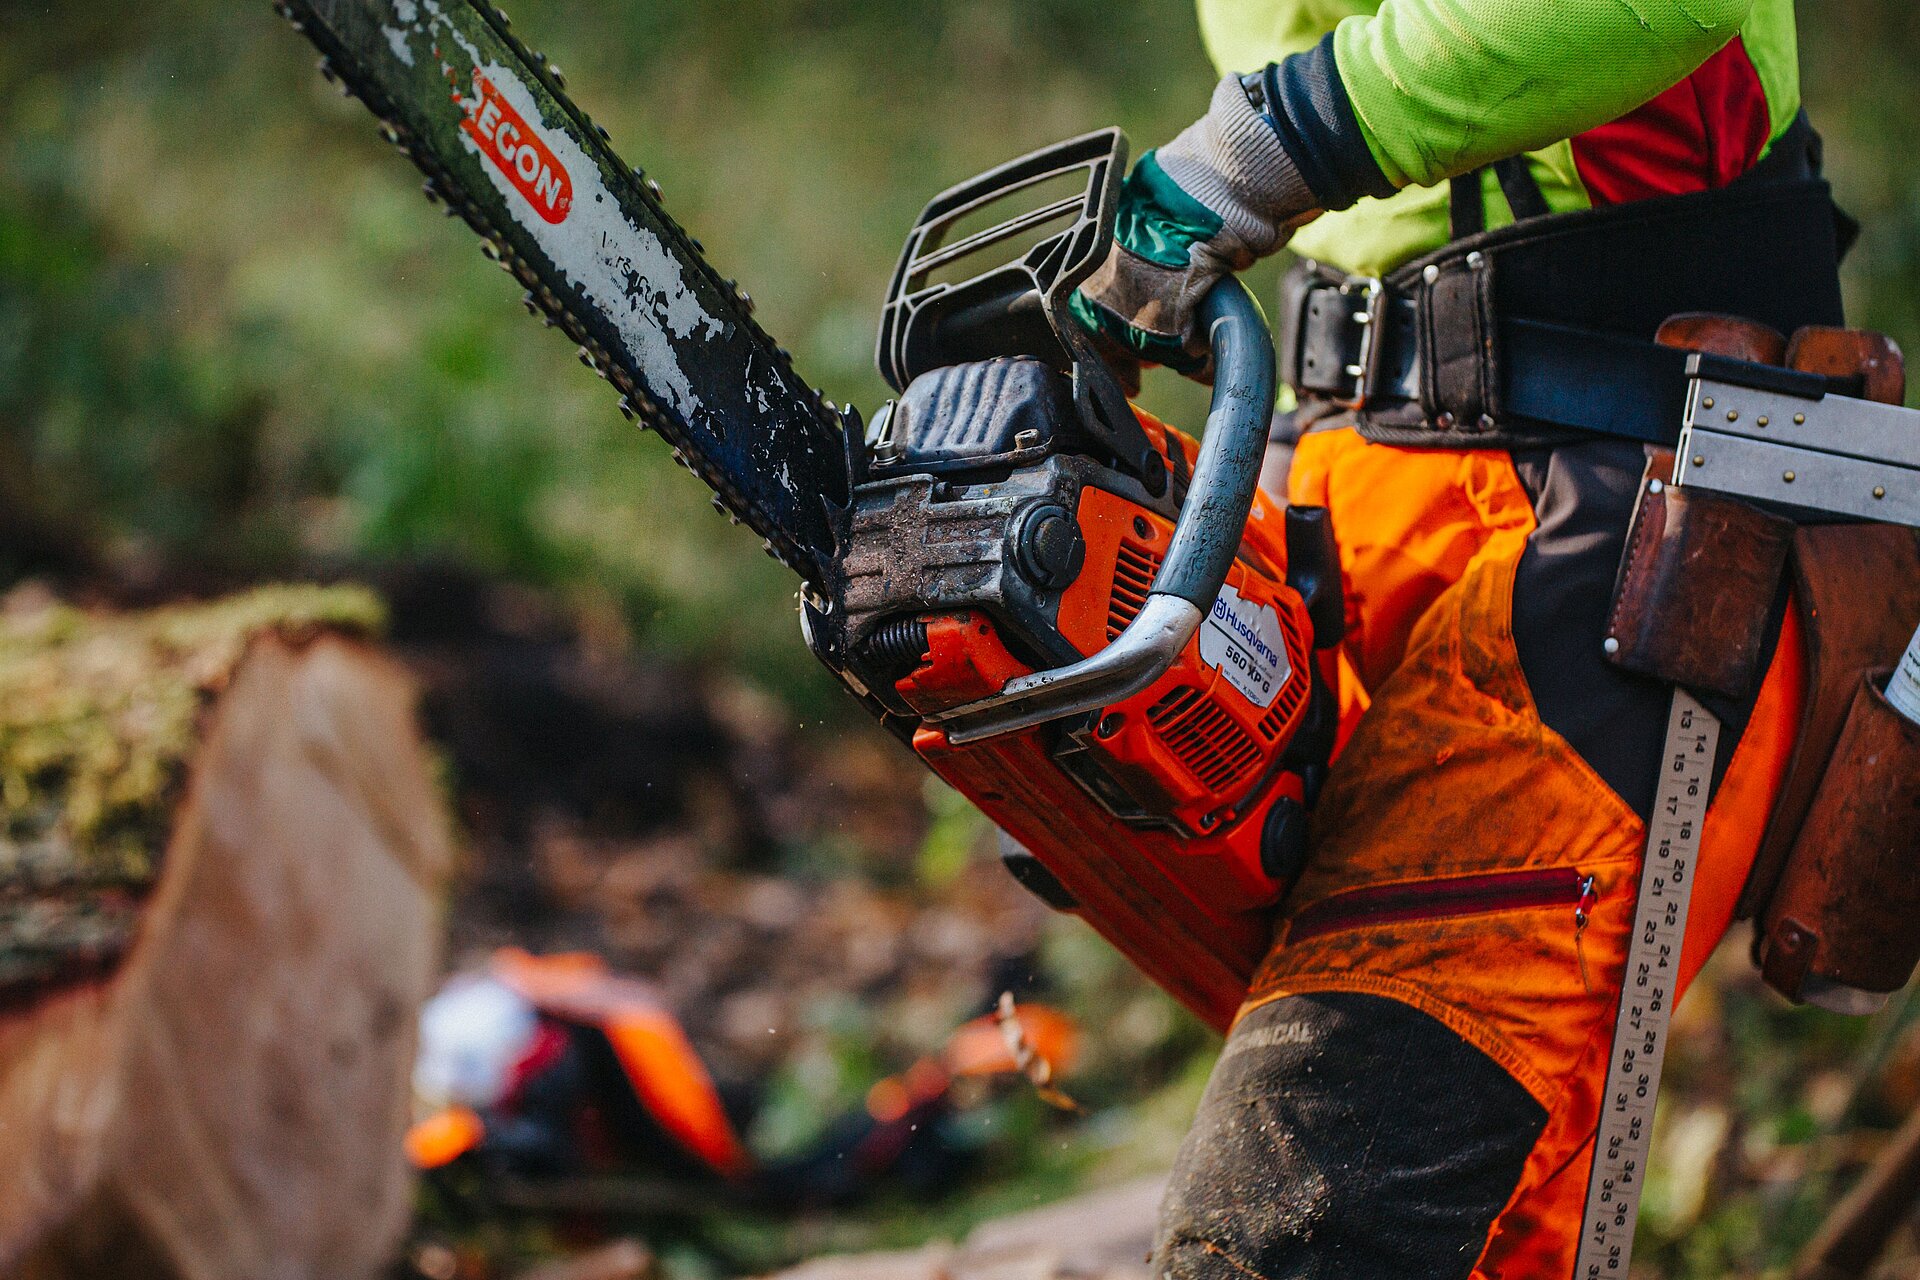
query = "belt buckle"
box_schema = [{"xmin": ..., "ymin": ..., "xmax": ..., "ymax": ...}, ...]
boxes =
[{"xmin": 1333, "ymin": 277, "xmax": 1386, "ymax": 410}]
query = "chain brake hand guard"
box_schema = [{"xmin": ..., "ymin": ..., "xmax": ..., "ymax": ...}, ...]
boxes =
[{"xmin": 874, "ymin": 129, "xmax": 1166, "ymax": 493}]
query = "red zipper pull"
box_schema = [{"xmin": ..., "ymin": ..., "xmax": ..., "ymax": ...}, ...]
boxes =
[{"xmin": 1575, "ymin": 874, "xmax": 1597, "ymax": 994}]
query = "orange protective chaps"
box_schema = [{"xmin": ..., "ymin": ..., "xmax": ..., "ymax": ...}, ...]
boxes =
[{"xmin": 1154, "ymin": 425, "xmax": 1803, "ymax": 1279}]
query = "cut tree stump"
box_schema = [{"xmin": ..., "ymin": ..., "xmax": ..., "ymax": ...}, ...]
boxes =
[{"xmin": 0, "ymin": 585, "xmax": 452, "ymax": 1280}]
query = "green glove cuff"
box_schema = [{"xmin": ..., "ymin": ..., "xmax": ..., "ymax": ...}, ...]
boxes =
[
  {"xmin": 1069, "ymin": 150, "xmax": 1223, "ymax": 376},
  {"xmin": 1067, "ymin": 287, "xmax": 1207, "ymax": 376},
  {"xmin": 1111, "ymin": 151, "xmax": 1228, "ymax": 270}
]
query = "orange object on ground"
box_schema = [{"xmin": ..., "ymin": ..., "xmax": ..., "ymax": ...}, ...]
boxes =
[
  {"xmin": 491, "ymin": 948, "xmax": 752, "ymax": 1179},
  {"xmin": 1209, "ymin": 424, "xmax": 1805, "ymax": 1276},
  {"xmin": 406, "ymin": 1105, "xmax": 486, "ymax": 1170},
  {"xmin": 942, "ymin": 1003, "xmax": 1080, "ymax": 1080}
]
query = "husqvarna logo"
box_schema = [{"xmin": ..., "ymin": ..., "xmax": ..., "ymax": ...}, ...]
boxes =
[
  {"xmin": 461, "ymin": 72, "xmax": 573, "ymax": 224},
  {"xmin": 1199, "ymin": 584, "xmax": 1290, "ymax": 708}
]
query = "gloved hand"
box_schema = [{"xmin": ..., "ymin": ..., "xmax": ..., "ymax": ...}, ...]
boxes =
[{"xmin": 1072, "ymin": 73, "xmax": 1319, "ymax": 376}]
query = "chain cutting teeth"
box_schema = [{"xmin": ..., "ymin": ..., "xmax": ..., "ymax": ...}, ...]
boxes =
[{"xmin": 278, "ymin": 0, "xmax": 830, "ymax": 586}]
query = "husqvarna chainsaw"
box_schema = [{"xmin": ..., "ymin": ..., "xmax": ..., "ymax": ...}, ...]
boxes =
[{"xmin": 280, "ymin": 0, "xmax": 1346, "ymax": 1031}]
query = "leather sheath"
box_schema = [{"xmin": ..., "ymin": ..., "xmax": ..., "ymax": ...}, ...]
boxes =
[
  {"xmin": 1756, "ymin": 673, "xmax": 1920, "ymax": 1000},
  {"xmin": 1606, "ymin": 478, "xmax": 1794, "ymax": 701},
  {"xmin": 1737, "ymin": 523, "xmax": 1920, "ymax": 918}
]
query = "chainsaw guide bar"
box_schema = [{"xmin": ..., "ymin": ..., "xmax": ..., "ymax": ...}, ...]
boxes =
[{"xmin": 277, "ymin": 0, "xmax": 855, "ymax": 594}]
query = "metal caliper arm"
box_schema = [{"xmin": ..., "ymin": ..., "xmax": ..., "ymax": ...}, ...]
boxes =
[{"xmin": 928, "ymin": 276, "xmax": 1276, "ymax": 745}]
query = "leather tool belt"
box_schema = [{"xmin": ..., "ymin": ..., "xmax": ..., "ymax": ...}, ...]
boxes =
[
  {"xmin": 1600, "ymin": 320, "xmax": 1920, "ymax": 1013},
  {"xmin": 1277, "ymin": 114, "xmax": 1854, "ymax": 450}
]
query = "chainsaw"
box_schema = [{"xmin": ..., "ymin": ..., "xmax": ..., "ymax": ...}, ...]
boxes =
[{"xmin": 279, "ymin": 0, "xmax": 1345, "ymax": 1031}]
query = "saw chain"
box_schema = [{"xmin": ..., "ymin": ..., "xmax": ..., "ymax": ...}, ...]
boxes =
[{"xmin": 275, "ymin": 0, "xmax": 856, "ymax": 596}]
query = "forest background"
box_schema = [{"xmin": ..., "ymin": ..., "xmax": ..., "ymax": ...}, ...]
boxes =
[{"xmin": 6, "ymin": 1, "xmax": 1920, "ymax": 1276}]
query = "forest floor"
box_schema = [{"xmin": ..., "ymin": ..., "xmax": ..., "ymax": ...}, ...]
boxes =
[{"xmin": 383, "ymin": 567, "xmax": 1211, "ymax": 1280}]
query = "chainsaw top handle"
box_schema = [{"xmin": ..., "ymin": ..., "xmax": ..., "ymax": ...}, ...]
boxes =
[
  {"xmin": 876, "ymin": 129, "xmax": 1168, "ymax": 495},
  {"xmin": 927, "ymin": 273, "xmax": 1277, "ymax": 745}
]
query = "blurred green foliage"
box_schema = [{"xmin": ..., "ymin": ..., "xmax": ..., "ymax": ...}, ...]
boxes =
[{"xmin": 0, "ymin": 0, "xmax": 1227, "ymax": 710}]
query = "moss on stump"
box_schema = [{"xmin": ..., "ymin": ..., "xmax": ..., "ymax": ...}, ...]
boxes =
[{"xmin": 0, "ymin": 584, "xmax": 386, "ymax": 997}]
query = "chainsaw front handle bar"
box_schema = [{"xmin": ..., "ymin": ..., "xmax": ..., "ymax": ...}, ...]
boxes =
[{"xmin": 929, "ymin": 276, "xmax": 1276, "ymax": 745}]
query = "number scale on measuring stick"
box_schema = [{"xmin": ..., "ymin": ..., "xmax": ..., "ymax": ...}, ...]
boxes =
[{"xmin": 1574, "ymin": 688, "xmax": 1719, "ymax": 1279}]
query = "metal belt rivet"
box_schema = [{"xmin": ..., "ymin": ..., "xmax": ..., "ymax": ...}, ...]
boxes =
[
  {"xmin": 1702, "ymin": 397, "xmax": 1714, "ymax": 409},
  {"xmin": 1756, "ymin": 415, "xmax": 1769, "ymax": 427},
  {"xmin": 1795, "ymin": 413, "xmax": 1807, "ymax": 425},
  {"xmin": 1692, "ymin": 455, "xmax": 1706, "ymax": 467},
  {"xmin": 1784, "ymin": 470, "xmax": 1797, "ymax": 483},
  {"xmin": 1727, "ymin": 410, "xmax": 1739, "ymax": 422},
  {"xmin": 1603, "ymin": 636, "xmax": 1621, "ymax": 655},
  {"xmin": 1875, "ymin": 486, "xmax": 1888, "ymax": 500}
]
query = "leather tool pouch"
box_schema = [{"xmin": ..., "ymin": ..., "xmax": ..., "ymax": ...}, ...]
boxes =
[
  {"xmin": 1735, "ymin": 322, "xmax": 1920, "ymax": 1009},
  {"xmin": 1603, "ymin": 315, "xmax": 1920, "ymax": 1011},
  {"xmin": 1753, "ymin": 669, "xmax": 1920, "ymax": 1011},
  {"xmin": 1742, "ymin": 523, "xmax": 1920, "ymax": 1009},
  {"xmin": 1606, "ymin": 459, "xmax": 1795, "ymax": 700}
]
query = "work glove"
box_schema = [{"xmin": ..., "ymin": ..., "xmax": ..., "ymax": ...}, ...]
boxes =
[{"xmin": 1072, "ymin": 74, "xmax": 1319, "ymax": 377}]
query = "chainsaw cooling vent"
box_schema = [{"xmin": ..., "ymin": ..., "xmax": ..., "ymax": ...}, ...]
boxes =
[
  {"xmin": 1255, "ymin": 605, "xmax": 1311, "ymax": 740},
  {"xmin": 1147, "ymin": 686, "xmax": 1264, "ymax": 793},
  {"xmin": 1106, "ymin": 538, "xmax": 1162, "ymax": 640}
]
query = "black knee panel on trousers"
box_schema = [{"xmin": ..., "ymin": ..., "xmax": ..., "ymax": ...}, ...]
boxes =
[
  {"xmin": 1508, "ymin": 439, "xmax": 1784, "ymax": 821},
  {"xmin": 1153, "ymin": 993, "xmax": 1545, "ymax": 1280}
]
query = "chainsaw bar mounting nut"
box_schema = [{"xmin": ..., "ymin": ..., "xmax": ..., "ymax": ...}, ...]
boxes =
[{"xmin": 1011, "ymin": 501, "xmax": 1087, "ymax": 591}]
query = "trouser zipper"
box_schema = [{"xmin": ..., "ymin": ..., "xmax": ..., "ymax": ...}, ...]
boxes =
[{"xmin": 1286, "ymin": 867, "xmax": 1592, "ymax": 946}]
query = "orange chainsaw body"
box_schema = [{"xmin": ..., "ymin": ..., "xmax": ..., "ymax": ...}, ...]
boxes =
[
  {"xmin": 813, "ymin": 131, "xmax": 1339, "ymax": 1032},
  {"xmin": 869, "ymin": 408, "xmax": 1331, "ymax": 1031}
]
